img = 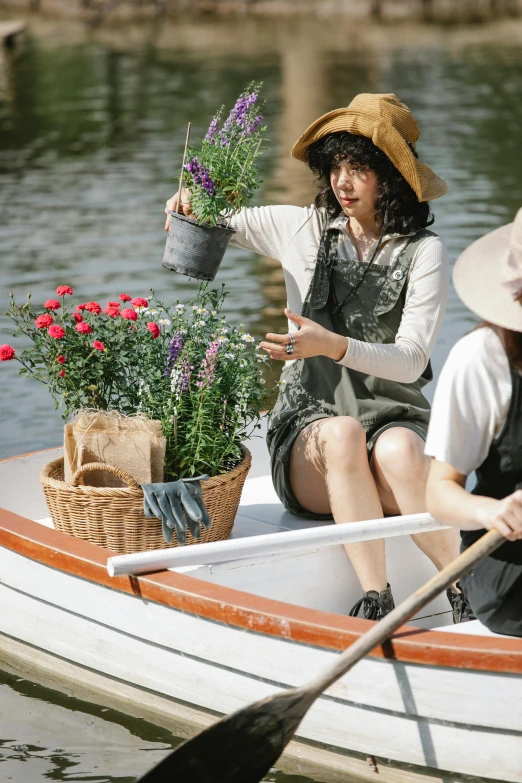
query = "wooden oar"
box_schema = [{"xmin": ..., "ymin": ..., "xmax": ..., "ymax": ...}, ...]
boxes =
[{"xmin": 138, "ymin": 528, "xmax": 504, "ymax": 783}]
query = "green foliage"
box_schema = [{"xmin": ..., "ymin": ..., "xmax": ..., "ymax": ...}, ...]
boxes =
[{"xmin": 3, "ymin": 285, "xmax": 272, "ymax": 479}]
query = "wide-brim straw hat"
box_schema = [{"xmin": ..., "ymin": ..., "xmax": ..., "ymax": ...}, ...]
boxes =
[
  {"xmin": 291, "ymin": 93, "xmax": 447, "ymax": 203},
  {"xmin": 453, "ymin": 208, "xmax": 522, "ymax": 332}
]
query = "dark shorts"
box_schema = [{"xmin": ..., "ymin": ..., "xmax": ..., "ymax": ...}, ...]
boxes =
[
  {"xmin": 460, "ymin": 532, "xmax": 522, "ymax": 637},
  {"xmin": 269, "ymin": 416, "xmax": 428, "ymax": 520}
]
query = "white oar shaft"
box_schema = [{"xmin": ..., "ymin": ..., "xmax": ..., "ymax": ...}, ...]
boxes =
[{"xmin": 107, "ymin": 512, "xmax": 448, "ymax": 577}]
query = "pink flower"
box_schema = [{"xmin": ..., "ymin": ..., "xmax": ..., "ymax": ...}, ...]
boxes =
[
  {"xmin": 57, "ymin": 355, "xmax": 66, "ymax": 364},
  {"xmin": 121, "ymin": 308, "xmax": 138, "ymax": 321},
  {"xmin": 107, "ymin": 301, "xmax": 120, "ymax": 308},
  {"xmin": 76, "ymin": 304, "xmax": 87, "ymax": 312},
  {"xmin": 56, "ymin": 285, "xmax": 74, "ymax": 296},
  {"xmin": 85, "ymin": 301, "xmax": 101, "ymax": 315},
  {"xmin": 75, "ymin": 322, "xmax": 92, "ymax": 334},
  {"xmin": 131, "ymin": 297, "xmax": 148, "ymax": 308},
  {"xmin": 44, "ymin": 299, "xmax": 61, "ymax": 310},
  {"xmin": 93, "ymin": 340, "xmax": 105, "ymax": 351},
  {"xmin": 0, "ymin": 344, "xmax": 15, "ymax": 361},
  {"xmin": 73, "ymin": 312, "xmax": 83, "ymax": 323},
  {"xmin": 103, "ymin": 306, "xmax": 120, "ymax": 318},
  {"xmin": 59, "ymin": 369, "xmax": 66, "ymax": 377},
  {"xmin": 48, "ymin": 325, "xmax": 66, "ymax": 340},
  {"xmin": 119, "ymin": 293, "xmax": 131, "ymax": 302},
  {"xmin": 35, "ymin": 314, "xmax": 54, "ymax": 329},
  {"xmin": 147, "ymin": 322, "xmax": 160, "ymax": 338}
]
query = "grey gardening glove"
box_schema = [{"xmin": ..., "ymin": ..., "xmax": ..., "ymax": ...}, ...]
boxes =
[{"xmin": 141, "ymin": 476, "xmax": 211, "ymax": 545}]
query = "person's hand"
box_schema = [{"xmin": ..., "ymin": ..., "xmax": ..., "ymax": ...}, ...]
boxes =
[
  {"xmin": 142, "ymin": 476, "xmax": 211, "ymax": 545},
  {"xmin": 164, "ymin": 188, "xmax": 195, "ymax": 230},
  {"xmin": 259, "ymin": 308, "xmax": 348, "ymax": 363},
  {"xmin": 474, "ymin": 490, "xmax": 522, "ymax": 542}
]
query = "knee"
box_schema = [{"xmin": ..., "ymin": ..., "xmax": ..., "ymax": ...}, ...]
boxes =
[
  {"xmin": 320, "ymin": 416, "xmax": 366, "ymax": 468},
  {"xmin": 373, "ymin": 428, "xmax": 428, "ymax": 480}
]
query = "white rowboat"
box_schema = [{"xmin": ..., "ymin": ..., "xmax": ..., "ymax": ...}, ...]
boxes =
[{"xmin": 1, "ymin": 422, "xmax": 521, "ymax": 783}]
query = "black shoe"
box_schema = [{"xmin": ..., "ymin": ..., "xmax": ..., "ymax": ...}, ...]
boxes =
[
  {"xmin": 349, "ymin": 583, "xmax": 395, "ymax": 621},
  {"xmin": 446, "ymin": 581, "xmax": 476, "ymax": 623}
]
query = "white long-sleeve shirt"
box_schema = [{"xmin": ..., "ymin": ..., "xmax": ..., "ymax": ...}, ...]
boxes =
[{"xmin": 230, "ymin": 205, "xmax": 448, "ymax": 384}]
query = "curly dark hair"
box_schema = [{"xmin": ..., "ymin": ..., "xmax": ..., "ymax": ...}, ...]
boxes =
[{"xmin": 307, "ymin": 132, "xmax": 434, "ymax": 235}]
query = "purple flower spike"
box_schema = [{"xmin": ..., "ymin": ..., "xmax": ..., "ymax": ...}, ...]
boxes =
[
  {"xmin": 184, "ymin": 157, "xmax": 215, "ymax": 196},
  {"xmin": 165, "ymin": 331, "xmax": 185, "ymax": 376},
  {"xmin": 205, "ymin": 116, "xmax": 219, "ymax": 144},
  {"xmin": 197, "ymin": 340, "xmax": 220, "ymax": 389}
]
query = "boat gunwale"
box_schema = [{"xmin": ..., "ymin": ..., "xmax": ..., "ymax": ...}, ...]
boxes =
[{"xmin": 1, "ymin": 449, "xmax": 522, "ymax": 675}]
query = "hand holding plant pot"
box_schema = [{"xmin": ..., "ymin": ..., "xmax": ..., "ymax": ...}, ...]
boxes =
[{"xmin": 163, "ymin": 82, "xmax": 267, "ymax": 281}]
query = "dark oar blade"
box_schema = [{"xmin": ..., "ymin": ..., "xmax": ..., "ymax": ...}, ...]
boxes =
[{"xmin": 138, "ymin": 686, "xmax": 315, "ymax": 783}]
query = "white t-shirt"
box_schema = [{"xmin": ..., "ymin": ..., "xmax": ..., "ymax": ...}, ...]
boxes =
[{"xmin": 424, "ymin": 327, "xmax": 512, "ymax": 476}]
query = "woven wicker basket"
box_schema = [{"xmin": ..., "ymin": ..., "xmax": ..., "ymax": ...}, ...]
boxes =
[{"xmin": 40, "ymin": 447, "xmax": 251, "ymax": 553}]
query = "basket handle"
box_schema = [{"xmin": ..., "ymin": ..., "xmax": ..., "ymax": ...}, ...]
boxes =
[{"xmin": 71, "ymin": 462, "xmax": 141, "ymax": 489}]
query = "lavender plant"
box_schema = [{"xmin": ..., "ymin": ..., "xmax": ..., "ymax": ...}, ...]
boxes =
[
  {"xmin": 182, "ymin": 83, "xmax": 267, "ymax": 227},
  {"xmin": 133, "ymin": 284, "xmax": 270, "ymax": 479}
]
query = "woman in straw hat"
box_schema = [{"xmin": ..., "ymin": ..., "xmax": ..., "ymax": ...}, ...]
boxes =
[
  {"xmin": 165, "ymin": 93, "xmax": 463, "ymax": 622},
  {"xmin": 426, "ymin": 210, "xmax": 522, "ymax": 637}
]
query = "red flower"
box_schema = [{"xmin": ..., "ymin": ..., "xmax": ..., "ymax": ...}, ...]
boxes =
[
  {"xmin": 57, "ymin": 355, "xmax": 66, "ymax": 364},
  {"xmin": 35, "ymin": 314, "xmax": 54, "ymax": 329},
  {"xmin": 56, "ymin": 285, "xmax": 74, "ymax": 296},
  {"xmin": 59, "ymin": 369, "xmax": 66, "ymax": 377},
  {"xmin": 103, "ymin": 306, "xmax": 120, "ymax": 318},
  {"xmin": 93, "ymin": 340, "xmax": 105, "ymax": 351},
  {"xmin": 85, "ymin": 301, "xmax": 102, "ymax": 315},
  {"xmin": 121, "ymin": 308, "xmax": 138, "ymax": 321},
  {"xmin": 0, "ymin": 344, "xmax": 15, "ymax": 361},
  {"xmin": 73, "ymin": 312, "xmax": 83, "ymax": 323},
  {"xmin": 131, "ymin": 297, "xmax": 148, "ymax": 308},
  {"xmin": 76, "ymin": 304, "xmax": 87, "ymax": 311},
  {"xmin": 119, "ymin": 293, "xmax": 131, "ymax": 302},
  {"xmin": 75, "ymin": 322, "xmax": 92, "ymax": 334},
  {"xmin": 48, "ymin": 325, "xmax": 66, "ymax": 340},
  {"xmin": 44, "ymin": 299, "xmax": 61, "ymax": 310},
  {"xmin": 107, "ymin": 301, "xmax": 120, "ymax": 308},
  {"xmin": 147, "ymin": 322, "xmax": 160, "ymax": 338}
]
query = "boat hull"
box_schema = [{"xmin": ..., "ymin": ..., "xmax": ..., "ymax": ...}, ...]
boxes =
[{"xmin": 1, "ymin": 446, "xmax": 522, "ymax": 783}]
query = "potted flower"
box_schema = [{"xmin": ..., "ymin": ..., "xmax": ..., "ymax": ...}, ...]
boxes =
[
  {"xmin": 163, "ymin": 82, "xmax": 267, "ymax": 281},
  {"xmin": 2, "ymin": 283, "xmax": 271, "ymax": 551}
]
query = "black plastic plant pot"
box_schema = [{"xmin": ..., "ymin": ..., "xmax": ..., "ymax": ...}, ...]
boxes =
[{"xmin": 162, "ymin": 210, "xmax": 236, "ymax": 282}]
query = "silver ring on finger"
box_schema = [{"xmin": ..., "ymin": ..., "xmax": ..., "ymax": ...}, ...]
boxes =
[
  {"xmin": 289, "ymin": 333, "xmax": 295, "ymax": 345},
  {"xmin": 285, "ymin": 344, "xmax": 294, "ymax": 355}
]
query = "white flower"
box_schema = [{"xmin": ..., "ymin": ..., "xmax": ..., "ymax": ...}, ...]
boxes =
[
  {"xmin": 211, "ymin": 310, "xmax": 217, "ymax": 316},
  {"xmin": 158, "ymin": 318, "xmax": 171, "ymax": 326},
  {"xmin": 260, "ymin": 379, "xmax": 266, "ymax": 384},
  {"xmin": 239, "ymin": 360, "xmax": 247, "ymax": 368},
  {"xmin": 196, "ymin": 307, "xmax": 208, "ymax": 315},
  {"xmin": 175, "ymin": 304, "xmax": 185, "ymax": 311},
  {"xmin": 144, "ymin": 308, "xmax": 158, "ymax": 315},
  {"xmin": 224, "ymin": 352, "xmax": 236, "ymax": 360},
  {"xmin": 179, "ymin": 328, "xmax": 188, "ymax": 334},
  {"xmin": 256, "ymin": 353, "xmax": 268, "ymax": 362},
  {"xmin": 135, "ymin": 306, "xmax": 147, "ymax": 313},
  {"xmin": 193, "ymin": 320, "xmax": 206, "ymax": 329},
  {"xmin": 219, "ymin": 326, "xmax": 229, "ymax": 334},
  {"xmin": 192, "ymin": 305, "xmax": 198, "ymax": 311},
  {"xmin": 217, "ymin": 336, "xmax": 229, "ymax": 344},
  {"xmin": 241, "ymin": 333, "xmax": 255, "ymax": 343}
]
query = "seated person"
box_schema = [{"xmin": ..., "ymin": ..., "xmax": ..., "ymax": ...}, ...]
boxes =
[{"xmin": 426, "ymin": 208, "xmax": 522, "ymax": 637}]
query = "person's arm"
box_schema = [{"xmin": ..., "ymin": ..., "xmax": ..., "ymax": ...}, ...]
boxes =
[
  {"xmin": 427, "ymin": 460, "xmax": 522, "ymax": 542},
  {"xmin": 164, "ymin": 191, "xmax": 318, "ymax": 264},
  {"xmin": 336, "ymin": 235, "xmax": 449, "ymax": 382}
]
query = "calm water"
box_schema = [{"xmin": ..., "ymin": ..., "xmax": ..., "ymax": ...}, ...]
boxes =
[{"xmin": 1, "ymin": 11, "xmax": 522, "ymax": 782}]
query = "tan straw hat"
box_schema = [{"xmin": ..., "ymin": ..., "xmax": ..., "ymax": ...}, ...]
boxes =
[
  {"xmin": 291, "ymin": 93, "xmax": 447, "ymax": 202},
  {"xmin": 453, "ymin": 208, "xmax": 522, "ymax": 332}
]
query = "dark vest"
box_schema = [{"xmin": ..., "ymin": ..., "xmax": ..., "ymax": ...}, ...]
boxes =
[{"xmin": 460, "ymin": 359, "xmax": 522, "ymax": 637}]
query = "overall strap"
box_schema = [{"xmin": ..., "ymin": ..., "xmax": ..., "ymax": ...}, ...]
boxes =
[
  {"xmin": 373, "ymin": 229, "xmax": 437, "ymax": 317},
  {"xmin": 308, "ymin": 229, "xmax": 340, "ymax": 311}
]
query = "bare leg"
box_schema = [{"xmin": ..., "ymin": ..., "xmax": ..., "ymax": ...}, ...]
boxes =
[
  {"xmin": 289, "ymin": 416, "xmax": 388, "ymax": 593},
  {"xmin": 371, "ymin": 427, "xmax": 460, "ymax": 572}
]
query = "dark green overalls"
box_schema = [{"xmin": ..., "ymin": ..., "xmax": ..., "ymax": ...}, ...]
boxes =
[{"xmin": 267, "ymin": 225, "xmax": 436, "ymax": 520}]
